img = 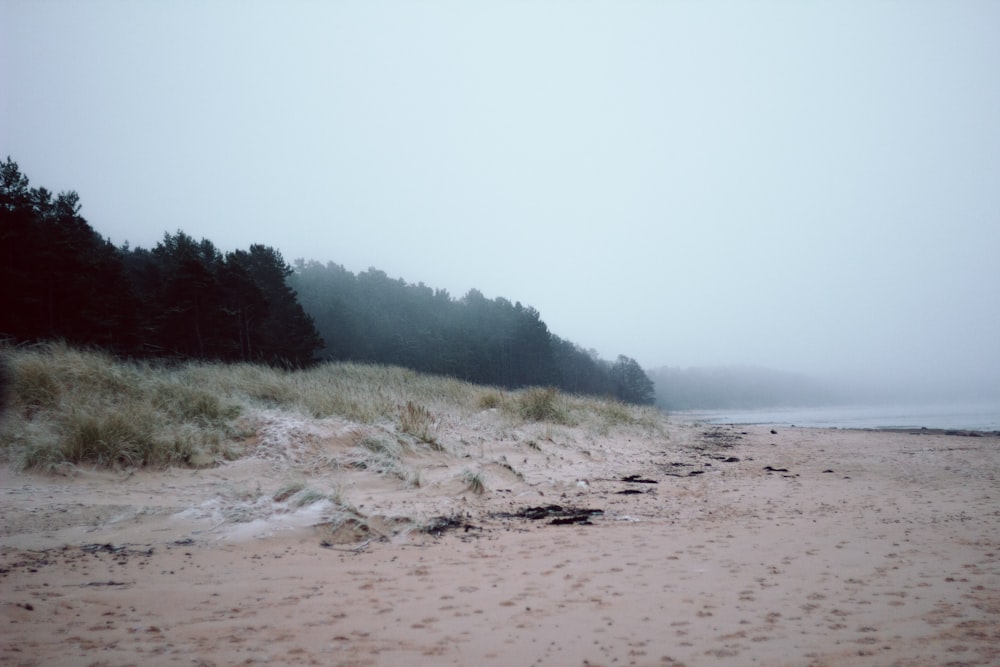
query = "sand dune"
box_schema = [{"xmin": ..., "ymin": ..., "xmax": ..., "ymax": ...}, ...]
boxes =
[{"xmin": 2, "ymin": 416, "xmax": 998, "ymax": 666}]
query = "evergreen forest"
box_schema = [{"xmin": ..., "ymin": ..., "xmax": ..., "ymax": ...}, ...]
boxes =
[{"xmin": 0, "ymin": 158, "xmax": 655, "ymax": 405}]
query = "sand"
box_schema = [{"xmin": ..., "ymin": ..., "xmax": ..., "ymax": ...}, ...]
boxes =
[{"xmin": 2, "ymin": 417, "xmax": 998, "ymax": 666}]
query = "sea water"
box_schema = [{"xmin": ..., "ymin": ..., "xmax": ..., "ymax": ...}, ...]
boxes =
[{"xmin": 675, "ymin": 402, "xmax": 1000, "ymax": 431}]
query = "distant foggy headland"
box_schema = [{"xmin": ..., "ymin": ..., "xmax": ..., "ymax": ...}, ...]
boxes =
[{"xmin": 649, "ymin": 365, "xmax": 1000, "ymax": 412}]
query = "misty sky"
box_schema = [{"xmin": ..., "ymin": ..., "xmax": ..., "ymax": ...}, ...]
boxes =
[{"xmin": 3, "ymin": 1, "xmax": 998, "ymax": 393}]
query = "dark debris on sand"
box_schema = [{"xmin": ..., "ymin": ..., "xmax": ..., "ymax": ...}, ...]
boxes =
[
  {"xmin": 493, "ymin": 505, "xmax": 605, "ymax": 525},
  {"xmin": 421, "ymin": 515, "xmax": 481, "ymax": 537}
]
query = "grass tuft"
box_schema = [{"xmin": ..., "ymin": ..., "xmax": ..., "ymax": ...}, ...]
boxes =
[
  {"xmin": 477, "ymin": 391, "xmax": 503, "ymax": 410},
  {"xmin": 272, "ymin": 481, "xmax": 307, "ymax": 503},
  {"xmin": 461, "ymin": 469, "xmax": 486, "ymax": 495},
  {"xmin": 11, "ymin": 354, "xmax": 63, "ymax": 412},
  {"xmin": 62, "ymin": 407, "xmax": 160, "ymax": 467},
  {"xmin": 398, "ymin": 401, "xmax": 439, "ymax": 447},
  {"xmin": 342, "ymin": 435, "xmax": 410, "ymax": 480},
  {"xmin": 291, "ymin": 487, "xmax": 329, "ymax": 507},
  {"xmin": 515, "ymin": 387, "xmax": 571, "ymax": 424}
]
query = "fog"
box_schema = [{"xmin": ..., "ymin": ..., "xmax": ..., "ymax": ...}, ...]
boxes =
[{"xmin": 3, "ymin": 2, "xmax": 998, "ymax": 402}]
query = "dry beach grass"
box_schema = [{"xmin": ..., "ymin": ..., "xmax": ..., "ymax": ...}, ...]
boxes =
[{"xmin": 1, "ymin": 346, "xmax": 998, "ymax": 665}]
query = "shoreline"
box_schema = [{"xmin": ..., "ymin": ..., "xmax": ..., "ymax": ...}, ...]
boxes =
[
  {"xmin": 705, "ymin": 423, "xmax": 1000, "ymax": 438},
  {"xmin": 671, "ymin": 402, "xmax": 1000, "ymax": 433},
  {"xmin": 3, "ymin": 422, "xmax": 999, "ymax": 666},
  {"xmin": 859, "ymin": 426, "xmax": 1000, "ymax": 437}
]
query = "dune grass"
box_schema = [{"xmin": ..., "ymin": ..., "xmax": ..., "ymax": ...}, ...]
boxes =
[
  {"xmin": 0, "ymin": 342, "xmax": 665, "ymax": 471},
  {"xmin": 460, "ymin": 469, "xmax": 486, "ymax": 495},
  {"xmin": 340, "ymin": 434, "xmax": 411, "ymax": 480},
  {"xmin": 514, "ymin": 387, "xmax": 570, "ymax": 424},
  {"xmin": 1, "ymin": 343, "xmax": 246, "ymax": 470}
]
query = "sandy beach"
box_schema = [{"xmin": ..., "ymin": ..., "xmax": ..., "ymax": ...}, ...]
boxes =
[{"xmin": 2, "ymin": 418, "xmax": 998, "ymax": 666}]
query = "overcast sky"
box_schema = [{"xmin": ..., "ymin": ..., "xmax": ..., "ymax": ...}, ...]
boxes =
[{"xmin": 2, "ymin": 1, "xmax": 998, "ymax": 393}]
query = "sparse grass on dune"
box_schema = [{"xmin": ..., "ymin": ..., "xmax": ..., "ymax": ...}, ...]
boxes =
[
  {"xmin": 460, "ymin": 469, "xmax": 486, "ymax": 495},
  {"xmin": 340, "ymin": 434, "xmax": 414, "ymax": 482},
  {"xmin": 271, "ymin": 480, "xmax": 342, "ymax": 507},
  {"xmin": 0, "ymin": 342, "xmax": 666, "ymax": 471}
]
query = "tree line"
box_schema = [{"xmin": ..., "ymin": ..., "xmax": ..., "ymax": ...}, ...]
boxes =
[
  {"xmin": 1, "ymin": 158, "xmax": 654, "ymax": 403},
  {"xmin": 1, "ymin": 158, "xmax": 322, "ymax": 366},
  {"xmin": 291, "ymin": 261, "xmax": 655, "ymax": 403}
]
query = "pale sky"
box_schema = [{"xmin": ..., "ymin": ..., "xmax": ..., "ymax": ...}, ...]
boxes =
[{"xmin": 2, "ymin": 1, "xmax": 998, "ymax": 394}]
